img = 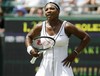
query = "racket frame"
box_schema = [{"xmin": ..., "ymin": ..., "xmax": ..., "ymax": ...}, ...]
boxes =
[{"xmin": 30, "ymin": 36, "xmax": 56, "ymax": 64}]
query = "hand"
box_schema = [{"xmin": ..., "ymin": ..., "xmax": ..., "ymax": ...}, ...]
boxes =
[
  {"xmin": 62, "ymin": 52, "xmax": 77, "ymax": 67},
  {"xmin": 30, "ymin": 49, "xmax": 42, "ymax": 57}
]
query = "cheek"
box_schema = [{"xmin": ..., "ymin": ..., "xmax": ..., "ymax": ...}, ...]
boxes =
[
  {"xmin": 44, "ymin": 13, "xmax": 47, "ymax": 16},
  {"xmin": 53, "ymin": 10, "xmax": 59, "ymax": 15},
  {"xmin": 53, "ymin": 12, "xmax": 59, "ymax": 17},
  {"xmin": 44, "ymin": 12, "xmax": 47, "ymax": 16}
]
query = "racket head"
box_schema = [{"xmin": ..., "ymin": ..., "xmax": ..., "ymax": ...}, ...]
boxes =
[{"xmin": 32, "ymin": 36, "xmax": 55, "ymax": 51}]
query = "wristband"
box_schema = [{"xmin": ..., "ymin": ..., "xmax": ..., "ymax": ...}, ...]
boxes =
[
  {"xmin": 27, "ymin": 46, "xmax": 33, "ymax": 55},
  {"xmin": 74, "ymin": 50, "xmax": 79, "ymax": 55}
]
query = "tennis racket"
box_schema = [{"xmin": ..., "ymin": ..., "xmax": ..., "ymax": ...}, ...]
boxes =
[{"xmin": 30, "ymin": 36, "xmax": 56, "ymax": 64}]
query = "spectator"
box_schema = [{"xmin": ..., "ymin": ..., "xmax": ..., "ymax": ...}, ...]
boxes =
[
  {"xmin": 12, "ymin": 6, "xmax": 28, "ymax": 16},
  {"xmin": 91, "ymin": 0, "xmax": 100, "ymax": 14},
  {"xmin": 0, "ymin": 7, "xmax": 5, "ymax": 32},
  {"xmin": 75, "ymin": 0, "xmax": 91, "ymax": 13},
  {"xmin": 0, "ymin": 1, "xmax": 4, "ymax": 75},
  {"xmin": 0, "ymin": 0, "xmax": 2, "ymax": 4},
  {"xmin": 0, "ymin": 7, "xmax": 3, "ymax": 76},
  {"xmin": 60, "ymin": 0, "xmax": 75, "ymax": 15},
  {"xmin": 24, "ymin": 0, "xmax": 44, "ymax": 16},
  {"xmin": 24, "ymin": 0, "xmax": 43, "ymax": 8},
  {"xmin": 36, "ymin": 8, "xmax": 43, "ymax": 17},
  {"xmin": 12, "ymin": 0, "xmax": 25, "ymax": 7},
  {"xmin": 29, "ymin": 7, "xmax": 43, "ymax": 17}
]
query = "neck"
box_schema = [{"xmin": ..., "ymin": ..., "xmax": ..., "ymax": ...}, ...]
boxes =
[{"xmin": 47, "ymin": 18, "xmax": 60, "ymax": 26}]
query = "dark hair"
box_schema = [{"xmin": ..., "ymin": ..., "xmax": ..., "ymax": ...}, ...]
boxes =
[{"xmin": 44, "ymin": 2, "xmax": 60, "ymax": 11}]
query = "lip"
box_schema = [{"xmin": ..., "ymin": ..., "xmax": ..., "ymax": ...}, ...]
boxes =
[
  {"xmin": 46, "ymin": 13, "xmax": 52, "ymax": 16},
  {"xmin": 46, "ymin": 14, "xmax": 52, "ymax": 18},
  {"xmin": 47, "ymin": 15, "xmax": 51, "ymax": 17},
  {"xmin": 47, "ymin": 14, "xmax": 51, "ymax": 16}
]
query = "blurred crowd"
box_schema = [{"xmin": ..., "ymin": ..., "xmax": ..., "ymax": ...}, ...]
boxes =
[
  {"xmin": 0, "ymin": 0, "xmax": 100, "ymax": 17},
  {"xmin": 0, "ymin": 0, "xmax": 100, "ymax": 32}
]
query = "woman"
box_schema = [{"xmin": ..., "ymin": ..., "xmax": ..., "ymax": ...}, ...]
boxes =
[{"xmin": 25, "ymin": 2, "xmax": 90, "ymax": 76}]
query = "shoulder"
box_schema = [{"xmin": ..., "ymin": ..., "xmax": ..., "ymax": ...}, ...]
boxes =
[
  {"xmin": 64, "ymin": 21, "xmax": 78, "ymax": 37},
  {"xmin": 64, "ymin": 21, "xmax": 89, "ymax": 38},
  {"xmin": 64, "ymin": 21, "xmax": 76, "ymax": 31},
  {"xmin": 32, "ymin": 21, "xmax": 43, "ymax": 30},
  {"xmin": 27, "ymin": 21, "xmax": 44, "ymax": 37},
  {"xmin": 29, "ymin": 21, "xmax": 43, "ymax": 35},
  {"xmin": 65, "ymin": 21, "xmax": 75, "ymax": 28},
  {"xmin": 34, "ymin": 22, "xmax": 43, "ymax": 28}
]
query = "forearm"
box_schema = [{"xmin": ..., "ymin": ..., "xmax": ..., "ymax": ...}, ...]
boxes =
[
  {"xmin": 25, "ymin": 35, "xmax": 33, "ymax": 47},
  {"xmin": 74, "ymin": 35, "xmax": 91, "ymax": 54},
  {"xmin": 25, "ymin": 35, "xmax": 33, "ymax": 54},
  {"xmin": 25, "ymin": 35, "xmax": 40, "ymax": 56}
]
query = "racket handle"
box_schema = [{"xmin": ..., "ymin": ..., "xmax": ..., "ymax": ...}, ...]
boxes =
[
  {"xmin": 30, "ymin": 52, "xmax": 43, "ymax": 64},
  {"xmin": 30, "ymin": 57, "xmax": 37, "ymax": 64}
]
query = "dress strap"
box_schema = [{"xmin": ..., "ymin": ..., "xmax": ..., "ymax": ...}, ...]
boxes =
[
  {"xmin": 54, "ymin": 21, "xmax": 67, "ymax": 40},
  {"xmin": 41, "ymin": 21, "xmax": 46, "ymax": 36}
]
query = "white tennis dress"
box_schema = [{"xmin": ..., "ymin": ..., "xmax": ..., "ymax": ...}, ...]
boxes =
[{"xmin": 35, "ymin": 21, "xmax": 74, "ymax": 76}]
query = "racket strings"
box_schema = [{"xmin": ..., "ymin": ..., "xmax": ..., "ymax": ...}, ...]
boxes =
[
  {"xmin": 41, "ymin": 38, "xmax": 55, "ymax": 49},
  {"xmin": 32, "ymin": 37, "xmax": 55, "ymax": 50},
  {"xmin": 43, "ymin": 38, "xmax": 54, "ymax": 46}
]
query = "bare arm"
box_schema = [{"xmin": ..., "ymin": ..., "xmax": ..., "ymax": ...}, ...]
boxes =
[
  {"xmin": 91, "ymin": 0, "xmax": 95, "ymax": 5},
  {"xmin": 83, "ymin": 0, "xmax": 90, "ymax": 4},
  {"xmin": 62, "ymin": 22, "xmax": 91, "ymax": 67},
  {"xmin": 65, "ymin": 22, "xmax": 90, "ymax": 53},
  {"xmin": 25, "ymin": 23, "xmax": 42, "ymax": 46},
  {"xmin": 25, "ymin": 23, "xmax": 42, "ymax": 56},
  {"xmin": 79, "ymin": 0, "xmax": 90, "ymax": 6}
]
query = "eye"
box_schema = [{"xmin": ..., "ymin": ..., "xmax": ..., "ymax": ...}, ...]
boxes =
[
  {"xmin": 51, "ymin": 7, "xmax": 55, "ymax": 10},
  {"xmin": 45, "ymin": 7, "xmax": 56, "ymax": 12},
  {"xmin": 45, "ymin": 8, "xmax": 48, "ymax": 11},
  {"xmin": 50, "ymin": 7, "xmax": 56, "ymax": 11}
]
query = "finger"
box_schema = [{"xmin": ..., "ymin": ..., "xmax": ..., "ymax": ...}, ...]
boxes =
[
  {"xmin": 67, "ymin": 62, "xmax": 71, "ymax": 67},
  {"xmin": 38, "ymin": 52, "xmax": 43, "ymax": 57},
  {"xmin": 65, "ymin": 61, "xmax": 70, "ymax": 67},
  {"xmin": 62, "ymin": 59, "xmax": 66, "ymax": 63},
  {"xmin": 63, "ymin": 60, "xmax": 67, "ymax": 66},
  {"xmin": 63, "ymin": 60, "xmax": 69, "ymax": 66},
  {"xmin": 33, "ymin": 54, "xmax": 39, "ymax": 57},
  {"xmin": 33, "ymin": 52, "xmax": 40, "ymax": 57}
]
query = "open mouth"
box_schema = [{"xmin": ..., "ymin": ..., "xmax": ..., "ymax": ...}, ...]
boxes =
[
  {"xmin": 46, "ymin": 13, "xmax": 52, "ymax": 16},
  {"xmin": 46, "ymin": 14, "xmax": 52, "ymax": 18}
]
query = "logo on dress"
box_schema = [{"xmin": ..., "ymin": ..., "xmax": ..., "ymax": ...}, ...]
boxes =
[{"xmin": 60, "ymin": 35, "xmax": 63, "ymax": 36}]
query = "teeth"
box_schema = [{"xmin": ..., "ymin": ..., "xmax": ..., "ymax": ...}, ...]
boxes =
[
  {"xmin": 48, "ymin": 14, "xmax": 51, "ymax": 16},
  {"xmin": 47, "ymin": 14, "xmax": 51, "ymax": 16}
]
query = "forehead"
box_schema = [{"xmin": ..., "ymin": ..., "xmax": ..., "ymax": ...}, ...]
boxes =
[{"xmin": 45, "ymin": 3, "xmax": 56, "ymax": 8}]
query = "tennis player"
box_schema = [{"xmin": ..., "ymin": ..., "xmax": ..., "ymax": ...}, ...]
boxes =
[{"xmin": 25, "ymin": 2, "xmax": 91, "ymax": 76}]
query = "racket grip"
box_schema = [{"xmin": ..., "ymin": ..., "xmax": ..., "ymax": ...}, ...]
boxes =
[
  {"xmin": 30, "ymin": 52, "xmax": 42, "ymax": 64},
  {"xmin": 30, "ymin": 57, "xmax": 37, "ymax": 64}
]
